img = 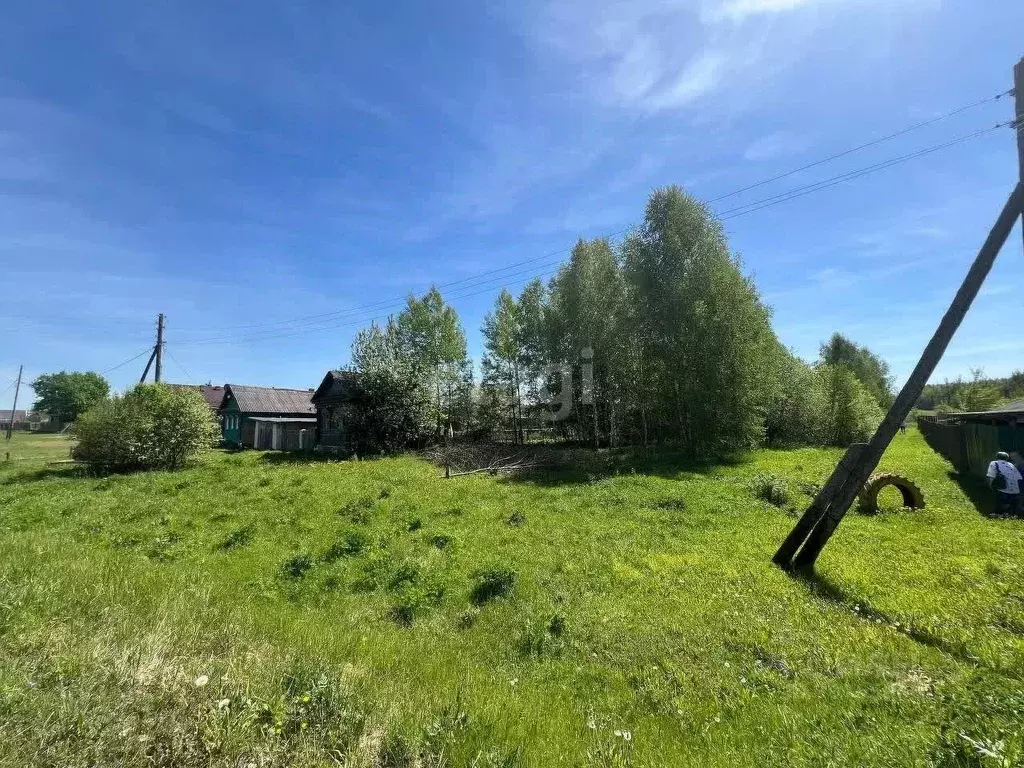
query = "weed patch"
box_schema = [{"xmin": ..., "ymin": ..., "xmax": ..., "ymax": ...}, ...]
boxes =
[
  {"xmin": 470, "ymin": 567, "xmax": 516, "ymax": 606},
  {"xmin": 750, "ymin": 473, "xmax": 791, "ymax": 507}
]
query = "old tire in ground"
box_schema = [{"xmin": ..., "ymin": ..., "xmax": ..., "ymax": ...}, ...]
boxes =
[{"xmin": 858, "ymin": 473, "xmax": 925, "ymax": 513}]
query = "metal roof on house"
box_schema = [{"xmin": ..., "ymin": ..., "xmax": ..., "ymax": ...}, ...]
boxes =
[
  {"xmin": 951, "ymin": 399, "xmax": 1024, "ymax": 418},
  {"xmin": 168, "ymin": 383, "xmax": 225, "ymax": 411},
  {"xmin": 248, "ymin": 417, "xmax": 317, "ymax": 423},
  {"xmin": 224, "ymin": 384, "xmax": 315, "ymax": 415},
  {"xmin": 990, "ymin": 399, "xmax": 1024, "ymax": 414}
]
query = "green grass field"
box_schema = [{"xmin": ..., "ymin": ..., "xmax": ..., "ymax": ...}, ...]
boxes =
[{"xmin": 1, "ymin": 430, "xmax": 1022, "ymax": 767}]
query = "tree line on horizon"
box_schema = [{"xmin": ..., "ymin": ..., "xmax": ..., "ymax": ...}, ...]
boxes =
[
  {"xmin": 917, "ymin": 369, "xmax": 1024, "ymax": 413},
  {"xmin": 347, "ymin": 185, "xmax": 895, "ymax": 456},
  {"xmin": 21, "ymin": 186, "xmax": 912, "ymax": 461}
]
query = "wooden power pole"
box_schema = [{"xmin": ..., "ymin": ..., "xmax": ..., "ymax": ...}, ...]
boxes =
[
  {"xmin": 5, "ymin": 365, "xmax": 23, "ymax": 441},
  {"xmin": 139, "ymin": 313, "xmax": 166, "ymax": 384},
  {"xmin": 775, "ymin": 59, "xmax": 1024, "ymax": 570},
  {"xmin": 155, "ymin": 313, "xmax": 165, "ymax": 383},
  {"xmin": 1015, "ymin": 57, "xmax": 1024, "ymax": 247}
]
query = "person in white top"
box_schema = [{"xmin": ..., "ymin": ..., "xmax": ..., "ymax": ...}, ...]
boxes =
[{"xmin": 986, "ymin": 451, "xmax": 1022, "ymax": 517}]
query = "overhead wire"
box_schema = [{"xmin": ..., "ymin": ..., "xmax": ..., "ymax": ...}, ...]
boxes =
[
  {"xmin": 178, "ymin": 267, "xmax": 565, "ymax": 346},
  {"xmin": 174, "ymin": 88, "xmax": 1012, "ymax": 338},
  {"xmin": 708, "ymin": 89, "xmax": 1013, "ymax": 203},
  {"xmin": 719, "ymin": 121, "xmax": 1013, "ymax": 220},
  {"xmin": 165, "ymin": 348, "xmax": 195, "ymax": 381},
  {"xmin": 101, "ymin": 348, "xmax": 155, "ymax": 375},
  {"xmin": 175, "ymin": 118, "xmax": 1015, "ymax": 347}
]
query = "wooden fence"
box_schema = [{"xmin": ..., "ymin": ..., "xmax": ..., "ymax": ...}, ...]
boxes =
[{"xmin": 918, "ymin": 415, "xmax": 1024, "ymax": 477}]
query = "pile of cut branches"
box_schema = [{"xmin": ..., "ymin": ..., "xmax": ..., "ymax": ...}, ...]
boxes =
[{"xmin": 424, "ymin": 442, "xmax": 562, "ymax": 478}]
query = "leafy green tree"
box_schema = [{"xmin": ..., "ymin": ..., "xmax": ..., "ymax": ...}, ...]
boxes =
[
  {"xmin": 765, "ymin": 352, "xmax": 827, "ymax": 446},
  {"xmin": 952, "ymin": 368, "xmax": 1003, "ymax": 412},
  {"xmin": 622, "ymin": 186, "xmax": 781, "ymax": 457},
  {"xmin": 73, "ymin": 384, "xmax": 217, "ymax": 473},
  {"xmin": 818, "ymin": 333, "xmax": 894, "ymax": 408},
  {"xmin": 482, "ymin": 289, "xmax": 525, "ymax": 443},
  {"xmin": 31, "ymin": 371, "xmax": 109, "ymax": 422},
  {"xmin": 818, "ymin": 364, "xmax": 884, "ymax": 446},
  {"xmin": 344, "ymin": 368, "xmax": 428, "ymax": 454},
  {"xmin": 349, "ymin": 319, "xmax": 430, "ymax": 449},
  {"xmin": 548, "ymin": 238, "xmax": 626, "ymax": 447},
  {"xmin": 394, "ymin": 287, "xmax": 470, "ymax": 438}
]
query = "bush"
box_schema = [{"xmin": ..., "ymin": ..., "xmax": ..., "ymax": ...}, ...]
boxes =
[
  {"xmin": 345, "ymin": 368, "xmax": 428, "ymax": 455},
  {"xmin": 750, "ymin": 473, "xmax": 790, "ymax": 507},
  {"xmin": 280, "ymin": 554, "xmax": 314, "ymax": 579},
  {"xmin": 322, "ymin": 531, "xmax": 369, "ymax": 562},
  {"xmin": 470, "ymin": 566, "xmax": 516, "ymax": 605},
  {"xmin": 72, "ymin": 384, "xmax": 218, "ymax": 473}
]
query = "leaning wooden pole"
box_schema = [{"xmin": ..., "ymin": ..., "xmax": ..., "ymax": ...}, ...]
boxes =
[{"xmin": 774, "ymin": 181, "xmax": 1024, "ymax": 570}]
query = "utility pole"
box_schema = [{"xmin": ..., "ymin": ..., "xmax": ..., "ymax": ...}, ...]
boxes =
[
  {"xmin": 1014, "ymin": 57, "xmax": 1024, "ymax": 245},
  {"xmin": 155, "ymin": 313, "xmax": 165, "ymax": 383},
  {"xmin": 5, "ymin": 365, "xmax": 23, "ymax": 441},
  {"xmin": 774, "ymin": 58, "xmax": 1024, "ymax": 570},
  {"xmin": 139, "ymin": 314, "xmax": 165, "ymax": 384}
]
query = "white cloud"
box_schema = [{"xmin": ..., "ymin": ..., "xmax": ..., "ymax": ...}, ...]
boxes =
[
  {"xmin": 710, "ymin": 0, "xmax": 816, "ymax": 23},
  {"xmin": 529, "ymin": 0, "xmax": 935, "ymax": 113}
]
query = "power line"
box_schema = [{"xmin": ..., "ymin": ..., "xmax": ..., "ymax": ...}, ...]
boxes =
[
  {"xmin": 101, "ymin": 348, "xmax": 155, "ymax": 375},
  {"xmin": 175, "ymin": 119, "xmax": 1011, "ymax": 348},
  {"xmin": 178, "ymin": 267, "xmax": 564, "ymax": 347},
  {"xmin": 709, "ymin": 89, "xmax": 1012, "ymax": 203},
  {"xmin": 719, "ymin": 121, "xmax": 1011, "ymax": 220},
  {"xmin": 176, "ymin": 256, "xmax": 574, "ymax": 344},
  {"xmin": 165, "ymin": 348, "xmax": 195, "ymax": 381},
  {"xmin": 175, "ymin": 89, "xmax": 1011, "ymax": 338}
]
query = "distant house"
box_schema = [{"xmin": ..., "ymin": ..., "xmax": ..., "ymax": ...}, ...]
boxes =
[
  {"xmin": 0, "ymin": 410, "xmax": 28, "ymax": 429},
  {"xmin": 168, "ymin": 383, "xmax": 225, "ymax": 416},
  {"xmin": 26, "ymin": 411, "xmax": 56, "ymax": 432},
  {"xmin": 218, "ymin": 384, "xmax": 316, "ymax": 450},
  {"xmin": 311, "ymin": 370, "xmax": 365, "ymax": 453}
]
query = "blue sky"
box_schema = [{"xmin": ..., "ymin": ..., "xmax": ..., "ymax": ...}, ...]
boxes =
[{"xmin": 2, "ymin": 0, "xmax": 1023, "ymax": 408}]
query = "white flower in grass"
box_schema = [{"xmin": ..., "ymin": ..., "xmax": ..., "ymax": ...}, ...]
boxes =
[
  {"xmin": 217, "ymin": 698, "xmax": 231, "ymax": 710},
  {"xmin": 194, "ymin": 674, "xmax": 210, "ymax": 688}
]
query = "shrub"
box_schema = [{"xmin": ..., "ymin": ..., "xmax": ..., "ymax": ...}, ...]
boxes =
[
  {"xmin": 280, "ymin": 554, "xmax": 314, "ymax": 579},
  {"xmin": 428, "ymin": 533, "xmax": 453, "ymax": 550},
  {"xmin": 751, "ymin": 473, "xmax": 790, "ymax": 507},
  {"xmin": 322, "ymin": 531, "xmax": 369, "ymax": 562},
  {"xmin": 73, "ymin": 384, "xmax": 218, "ymax": 473},
  {"xmin": 470, "ymin": 566, "xmax": 516, "ymax": 605}
]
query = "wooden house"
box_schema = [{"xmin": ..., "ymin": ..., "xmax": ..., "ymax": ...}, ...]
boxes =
[
  {"xmin": 218, "ymin": 384, "xmax": 316, "ymax": 450},
  {"xmin": 311, "ymin": 370, "xmax": 364, "ymax": 452}
]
